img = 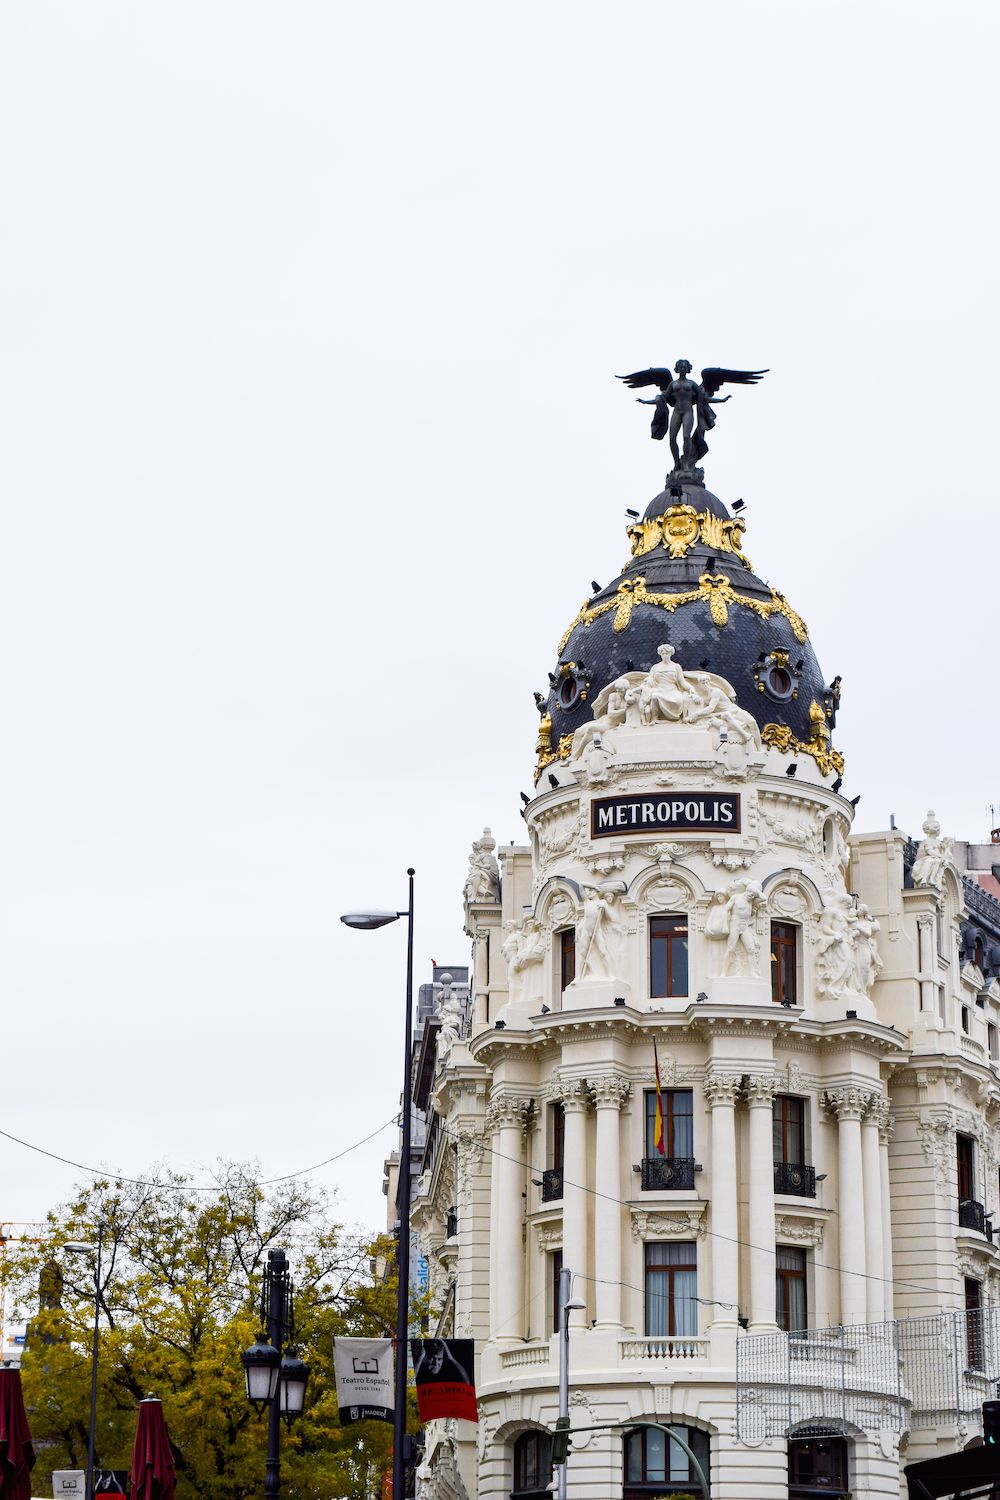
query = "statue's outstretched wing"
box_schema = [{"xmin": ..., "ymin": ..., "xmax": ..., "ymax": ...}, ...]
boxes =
[
  {"xmin": 616, "ymin": 368, "xmax": 674, "ymax": 390},
  {"xmin": 701, "ymin": 367, "xmax": 768, "ymax": 397}
]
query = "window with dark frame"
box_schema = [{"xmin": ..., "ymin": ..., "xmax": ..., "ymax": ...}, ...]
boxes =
[
  {"xmin": 512, "ymin": 1430, "xmax": 553, "ymax": 1499},
  {"xmin": 957, "ymin": 1132, "xmax": 976, "ymax": 1201},
  {"xmin": 623, "ymin": 1423, "xmax": 710, "ymax": 1497},
  {"xmin": 541, "ymin": 1103, "xmax": 565, "ymax": 1202},
  {"xmin": 559, "ymin": 928, "xmax": 576, "ymax": 991},
  {"xmin": 644, "ymin": 1241, "xmax": 697, "ymax": 1338},
  {"xmin": 788, "ymin": 1435, "xmax": 848, "ymax": 1500},
  {"xmin": 775, "ymin": 1245, "xmax": 808, "ymax": 1333},
  {"xmin": 644, "ymin": 1089, "xmax": 694, "ymax": 1158},
  {"xmin": 772, "ymin": 1095, "xmax": 805, "ymax": 1166},
  {"xmin": 966, "ymin": 1276, "xmax": 984, "ymax": 1370},
  {"xmin": 649, "ymin": 915, "xmax": 689, "ymax": 998},
  {"xmin": 770, "ymin": 921, "xmax": 798, "ymax": 1005},
  {"xmin": 550, "ymin": 1249, "xmax": 563, "ymax": 1337}
]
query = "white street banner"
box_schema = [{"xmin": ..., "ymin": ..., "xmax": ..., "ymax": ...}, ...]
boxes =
[{"xmin": 332, "ymin": 1337, "xmax": 394, "ymax": 1425}]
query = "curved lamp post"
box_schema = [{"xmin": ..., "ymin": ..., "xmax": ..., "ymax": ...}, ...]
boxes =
[
  {"xmin": 64, "ymin": 1224, "xmax": 105, "ymax": 1500},
  {"xmin": 341, "ymin": 867, "xmax": 415, "ymax": 1500}
]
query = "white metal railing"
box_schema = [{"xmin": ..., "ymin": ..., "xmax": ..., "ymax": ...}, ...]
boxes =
[
  {"xmin": 500, "ymin": 1343, "xmax": 550, "ymax": 1370},
  {"xmin": 619, "ymin": 1335, "xmax": 710, "ymax": 1361}
]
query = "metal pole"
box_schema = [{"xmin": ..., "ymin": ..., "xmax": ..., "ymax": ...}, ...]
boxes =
[
  {"xmin": 265, "ymin": 1249, "xmax": 287, "ymax": 1497},
  {"xmin": 557, "ymin": 1264, "xmax": 571, "ymax": 1500},
  {"xmin": 393, "ymin": 868, "xmax": 416, "ymax": 1500},
  {"xmin": 85, "ymin": 1223, "xmax": 104, "ymax": 1500}
]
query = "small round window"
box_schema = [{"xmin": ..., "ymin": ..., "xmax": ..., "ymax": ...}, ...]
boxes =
[
  {"xmin": 762, "ymin": 663, "xmax": 795, "ymax": 701},
  {"xmin": 560, "ymin": 676, "xmax": 580, "ymax": 709}
]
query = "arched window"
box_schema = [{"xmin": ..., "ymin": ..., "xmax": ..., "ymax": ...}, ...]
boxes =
[
  {"xmin": 512, "ymin": 1431, "xmax": 552, "ymax": 1500},
  {"xmin": 788, "ymin": 1434, "xmax": 849, "ymax": 1498},
  {"xmin": 623, "ymin": 1424, "xmax": 709, "ymax": 1498}
]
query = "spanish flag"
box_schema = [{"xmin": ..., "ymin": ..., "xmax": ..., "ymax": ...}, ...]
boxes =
[{"xmin": 653, "ymin": 1039, "xmax": 665, "ymax": 1155}]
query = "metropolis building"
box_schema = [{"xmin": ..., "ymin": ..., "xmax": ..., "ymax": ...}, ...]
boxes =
[{"xmin": 406, "ymin": 384, "xmax": 1000, "ymax": 1500}]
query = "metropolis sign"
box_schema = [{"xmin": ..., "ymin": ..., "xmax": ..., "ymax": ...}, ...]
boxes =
[{"xmin": 591, "ymin": 792, "xmax": 741, "ymax": 838}]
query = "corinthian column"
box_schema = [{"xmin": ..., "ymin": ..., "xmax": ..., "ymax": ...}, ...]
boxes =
[
  {"xmin": 862, "ymin": 1093, "xmax": 886, "ymax": 1323},
  {"xmin": 825, "ymin": 1087, "xmax": 869, "ymax": 1327},
  {"xmin": 589, "ymin": 1075, "xmax": 630, "ymax": 1327},
  {"xmin": 557, "ymin": 1079, "xmax": 590, "ymax": 1328},
  {"xmin": 703, "ymin": 1072, "xmax": 742, "ymax": 1329},
  {"xmin": 745, "ymin": 1074, "xmax": 777, "ymax": 1330},
  {"xmin": 486, "ymin": 1090, "xmax": 531, "ymax": 1341}
]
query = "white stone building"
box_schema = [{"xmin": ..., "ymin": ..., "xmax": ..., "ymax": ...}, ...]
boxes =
[{"xmin": 407, "ymin": 453, "xmax": 1000, "ymax": 1500}]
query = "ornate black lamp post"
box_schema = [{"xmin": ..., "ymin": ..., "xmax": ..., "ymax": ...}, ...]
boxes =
[
  {"xmin": 341, "ymin": 867, "xmax": 416, "ymax": 1500},
  {"xmin": 242, "ymin": 1249, "xmax": 309, "ymax": 1496}
]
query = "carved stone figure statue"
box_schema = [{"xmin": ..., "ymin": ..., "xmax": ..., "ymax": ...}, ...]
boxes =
[
  {"xmin": 576, "ymin": 885, "xmax": 620, "ymax": 981},
  {"xmin": 685, "ymin": 672, "xmax": 763, "ymax": 750},
  {"xmin": 637, "ymin": 643, "xmax": 692, "ymax": 723},
  {"xmin": 850, "ymin": 899, "xmax": 882, "ymax": 996},
  {"xmin": 436, "ymin": 973, "xmax": 466, "ymax": 1061},
  {"xmin": 631, "ymin": 645, "xmax": 762, "ymax": 750},
  {"xmin": 618, "ymin": 361, "xmax": 767, "ymax": 473},
  {"xmin": 712, "ymin": 877, "xmax": 765, "ymax": 976},
  {"xmin": 501, "ymin": 918, "xmax": 545, "ymax": 1007},
  {"xmin": 569, "ymin": 676, "xmax": 631, "ymax": 762},
  {"xmin": 815, "ymin": 895, "xmax": 855, "ymax": 999},
  {"xmin": 463, "ymin": 827, "xmax": 500, "ymax": 904},
  {"xmin": 911, "ymin": 810, "xmax": 953, "ymax": 889}
]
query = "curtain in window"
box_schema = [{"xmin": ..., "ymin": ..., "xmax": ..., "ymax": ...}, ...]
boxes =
[
  {"xmin": 776, "ymin": 1246, "xmax": 807, "ymax": 1331},
  {"xmin": 645, "ymin": 1242, "xmax": 697, "ymax": 1337}
]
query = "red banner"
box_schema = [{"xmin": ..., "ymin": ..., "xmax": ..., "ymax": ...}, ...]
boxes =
[{"xmin": 410, "ymin": 1339, "xmax": 478, "ymax": 1422}]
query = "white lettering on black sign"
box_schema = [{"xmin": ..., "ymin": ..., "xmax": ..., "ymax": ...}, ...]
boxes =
[{"xmin": 591, "ymin": 793, "xmax": 740, "ymax": 838}]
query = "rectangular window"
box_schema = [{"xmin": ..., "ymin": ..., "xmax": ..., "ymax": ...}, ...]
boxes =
[
  {"xmin": 550, "ymin": 1103, "xmax": 565, "ymax": 1171},
  {"xmin": 775, "ymin": 1245, "xmax": 808, "ymax": 1333},
  {"xmin": 957, "ymin": 1133, "xmax": 976, "ymax": 1201},
  {"xmin": 560, "ymin": 929, "xmax": 575, "ymax": 991},
  {"xmin": 770, "ymin": 922, "xmax": 798, "ymax": 1005},
  {"xmin": 550, "ymin": 1249, "xmax": 563, "ymax": 1336},
  {"xmin": 644, "ymin": 1241, "xmax": 697, "ymax": 1337},
  {"xmin": 645, "ymin": 1089, "xmax": 694, "ymax": 1158},
  {"xmin": 966, "ymin": 1276, "xmax": 984, "ymax": 1370},
  {"xmin": 649, "ymin": 915, "xmax": 689, "ymax": 998},
  {"xmin": 772, "ymin": 1095, "xmax": 805, "ymax": 1166},
  {"xmin": 989, "ymin": 1023, "xmax": 998, "ymax": 1061}
]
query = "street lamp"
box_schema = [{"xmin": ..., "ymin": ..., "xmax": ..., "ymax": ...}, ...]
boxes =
[
  {"xmin": 64, "ymin": 1224, "xmax": 105, "ymax": 1500},
  {"xmin": 241, "ymin": 1249, "xmax": 309, "ymax": 1496},
  {"xmin": 554, "ymin": 1266, "xmax": 586, "ymax": 1500},
  {"xmin": 340, "ymin": 867, "xmax": 415, "ymax": 1500}
]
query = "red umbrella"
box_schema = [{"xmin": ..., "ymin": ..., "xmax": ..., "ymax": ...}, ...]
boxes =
[
  {"xmin": 129, "ymin": 1397, "xmax": 175, "ymax": 1500},
  {"xmin": 0, "ymin": 1368, "xmax": 35, "ymax": 1500}
]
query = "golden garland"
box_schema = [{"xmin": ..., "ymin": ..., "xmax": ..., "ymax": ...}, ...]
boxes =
[
  {"xmin": 762, "ymin": 699, "xmax": 845, "ymax": 777},
  {"xmin": 556, "ymin": 572, "xmax": 808, "ymax": 656},
  {"xmin": 626, "ymin": 504, "xmax": 753, "ymax": 571}
]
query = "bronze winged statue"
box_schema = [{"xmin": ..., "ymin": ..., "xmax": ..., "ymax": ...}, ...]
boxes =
[{"xmin": 617, "ymin": 360, "xmax": 767, "ymax": 474}]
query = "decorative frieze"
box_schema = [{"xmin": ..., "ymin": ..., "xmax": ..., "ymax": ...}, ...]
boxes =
[
  {"xmin": 630, "ymin": 1204, "xmax": 707, "ymax": 1241},
  {"xmin": 774, "ymin": 1213, "xmax": 825, "ymax": 1247}
]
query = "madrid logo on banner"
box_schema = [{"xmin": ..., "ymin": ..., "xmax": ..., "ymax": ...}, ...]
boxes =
[
  {"xmin": 410, "ymin": 1339, "xmax": 478, "ymax": 1422},
  {"xmin": 333, "ymin": 1337, "xmax": 393, "ymax": 1424}
]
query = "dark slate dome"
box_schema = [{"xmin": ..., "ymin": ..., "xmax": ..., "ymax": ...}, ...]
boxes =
[{"xmin": 536, "ymin": 479, "xmax": 840, "ymax": 774}]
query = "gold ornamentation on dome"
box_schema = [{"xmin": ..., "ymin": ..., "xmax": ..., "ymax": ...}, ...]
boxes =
[
  {"xmin": 557, "ymin": 572, "xmax": 809, "ymax": 655},
  {"xmin": 557, "ymin": 734, "xmax": 573, "ymax": 759},
  {"xmin": 534, "ymin": 712, "xmax": 557, "ymax": 779},
  {"xmin": 625, "ymin": 506, "xmax": 752, "ymax": 570},
  {"xmin": 662, "ymin": 505, "xmax": 700, "ymax": 558},
  {"xmin": 762, "ymin": 699, "xmax": 845, "ymax": 778}
]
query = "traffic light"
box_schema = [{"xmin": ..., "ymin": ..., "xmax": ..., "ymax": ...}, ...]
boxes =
[
  {"xmin": 983, "ymin": 1401, "xmax": 1000, "ymax": 1445},
  {"xmin": 551, "ymin": 1416, "xmax": 571, "ymax": 1465}
]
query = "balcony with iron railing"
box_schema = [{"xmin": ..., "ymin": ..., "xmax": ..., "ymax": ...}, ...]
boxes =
[
  {"xmin": 641, "ymin": 1156, "xmax": 696, "ymax": 1191},
  {"xmin": 540, "ymin": 1168, "xmax": 563, "ymax": 1202},
  {"xmin": 959, "ymin": 1198, "xmax": 989, "ymax": 1236},
  {"xmin": 774, "ymin": 1161, "xmax": 817, "ymax": 1198}
]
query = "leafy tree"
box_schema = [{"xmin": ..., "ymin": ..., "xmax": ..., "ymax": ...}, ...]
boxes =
[{"xmin": 8, "ymin": 1165, "xmax": 397, "ymax": 1499}]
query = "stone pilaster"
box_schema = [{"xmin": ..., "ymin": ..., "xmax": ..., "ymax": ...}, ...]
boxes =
[{"xmin": 551, "ymin": 1077, "xmax": 590, "ymax": 1327}]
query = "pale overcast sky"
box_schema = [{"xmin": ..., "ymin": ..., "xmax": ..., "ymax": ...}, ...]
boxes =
[{"xmin": 1, "ymin": 2, "xmax": 997, "ymax": 1240}]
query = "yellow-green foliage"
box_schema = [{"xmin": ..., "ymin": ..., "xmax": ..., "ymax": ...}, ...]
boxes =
[{"xmin": 9, "ymin": 1165, "xmax": 398, "ymax": 1499}]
